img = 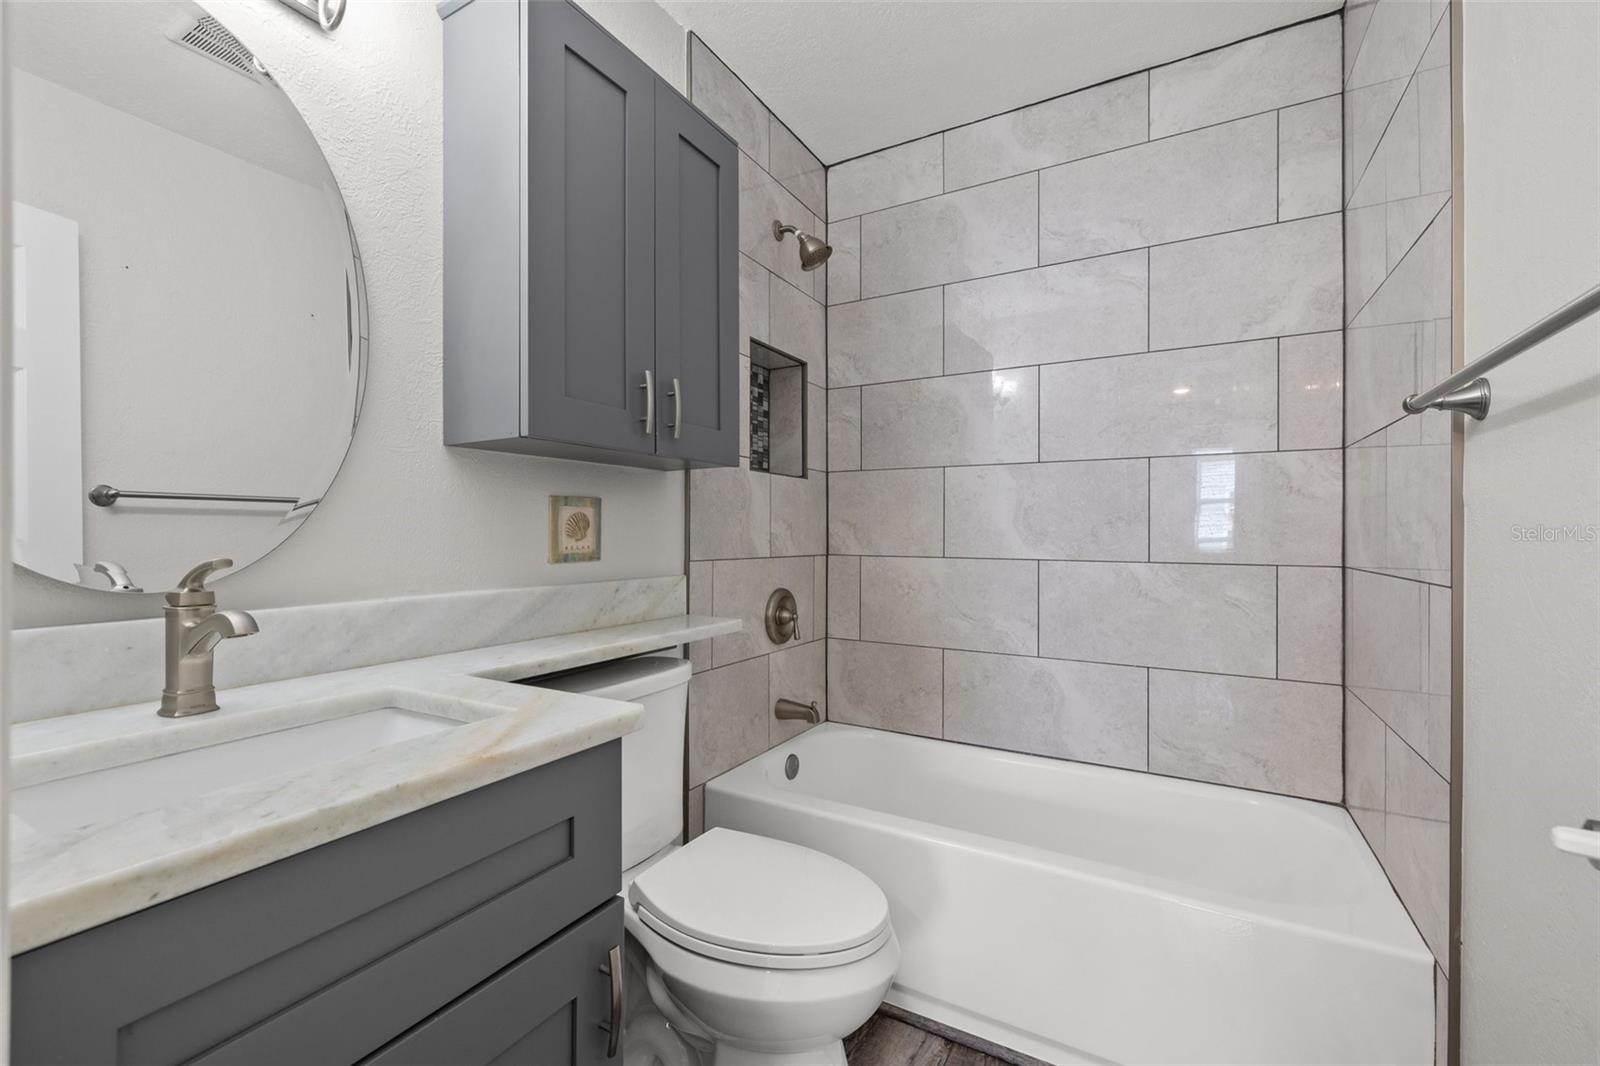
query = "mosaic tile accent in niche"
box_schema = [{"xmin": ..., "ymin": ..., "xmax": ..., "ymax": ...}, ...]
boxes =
[{"xmin": 749, "ymin": 364, "xmax": 772, "ymax": 471}]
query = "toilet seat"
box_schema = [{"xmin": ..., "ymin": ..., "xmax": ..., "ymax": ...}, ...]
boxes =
[{"xmin": 628, "ymin": 828, "xmax": 891, "ymax": 971}]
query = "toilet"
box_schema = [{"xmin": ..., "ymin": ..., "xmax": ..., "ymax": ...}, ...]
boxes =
[{"xmin": 540, "ymin": 655, "xmax": 899, "ymax": 1066}]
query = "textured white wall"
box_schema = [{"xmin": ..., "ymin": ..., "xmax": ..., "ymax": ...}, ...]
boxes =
[
  {"xmin": 1460, "ymin": 2, "xmax": 1600, "ymax": 1062},
  {"xmin": 13, "ymin": 0, "xmax": 694, "ymax": 627}
]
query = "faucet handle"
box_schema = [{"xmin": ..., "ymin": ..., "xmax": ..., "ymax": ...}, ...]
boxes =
[{"xmin": 168, "ymin": 558, "xmax": 234, "ymax": 606}]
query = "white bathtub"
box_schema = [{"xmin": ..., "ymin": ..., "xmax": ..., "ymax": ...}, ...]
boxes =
[{"xmin": 705, "ymin": 723, "xmax": 1433, "ymax": 1065}]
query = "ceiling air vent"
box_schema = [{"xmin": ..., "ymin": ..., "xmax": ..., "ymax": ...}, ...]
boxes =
[{"xmin": 167, "ymin": 14, "xmax": 270, "ymax": 82}]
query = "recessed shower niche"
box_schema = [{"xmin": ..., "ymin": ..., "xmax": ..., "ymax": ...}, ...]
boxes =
[{"xmin": 748, "ymin": 341, "xmax": 809, "ymax": 478}]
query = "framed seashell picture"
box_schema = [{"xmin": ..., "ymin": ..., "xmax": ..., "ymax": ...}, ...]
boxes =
[{"xmin": 549, "ymin": 496, "xmax": 601, "ymax": 563}]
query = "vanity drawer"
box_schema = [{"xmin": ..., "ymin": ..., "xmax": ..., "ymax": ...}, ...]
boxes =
[
  {"xmin": 12, "ymin": 742, "xmax": 621, "ymax": 1066},
  {"xmin": 361, "ymin": 898, "xmax": 623, "ymax": 1066}
]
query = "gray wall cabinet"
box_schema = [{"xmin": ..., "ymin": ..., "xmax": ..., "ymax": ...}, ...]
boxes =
[
  {"xmin": 442, "ymin": 0, "xmax": 739, "ymax": 469},
  {"xmin": 12, "ymin": 742, "xmax": 623, "ymax": 1065}
]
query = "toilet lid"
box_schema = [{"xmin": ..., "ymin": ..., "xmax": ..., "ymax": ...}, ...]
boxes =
[{"xmin": 628, "ymin": 828, "xmax": 890, "ymax": 958}]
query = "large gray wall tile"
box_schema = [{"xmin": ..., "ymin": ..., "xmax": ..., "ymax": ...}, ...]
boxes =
[
  {"xmin": 1349, "ymin": 77, "xmax": 1420, "ymax": 212},
  {"xmin": 770, "ymin": 639, "xmax": 825, "ymax": 744},
  {"xmin": 1346, "ymin": 567, "xmax": 1426, "ymax": 693},
  {"xmin": 826, "ymin": 216, "xmax": 861, "ymax": 305},
  {"xmin": 690, "ymin": 36, "xmax": 769, "ymax": 167},
  {"xmin": 944, "ymin": 651, "xmax": 1148, "ymax": 770},
  {"xmin": 1347, "ymin": 0, "xmax": 1438, "ymax": 91},
  {"xmin": 689, "ymin": 460, "xmax": 769, "ymax": 561},
  {"xmin": 860, "ymin": 557, "xmax": 1038, "ymax": 655},
  {"xmin": 828, "ymin": 555, "xmax": 861, "ymax": 639},
  {"xmin": 828, "ymin": 639, "xmax": 943, "ymax": 737},
  {"xmin": 768, "ymin": 116, "xmax": 825, "ymax": 219},
  {"xmin": 1279, "ymin": 95, "xmax": 1343, "ymax": 220},
  {"xmin": 1039, "ymin": 342, "xmax": 1277, "ymax": 461},
  {"xmin": 1345, "ymin": 691, "xmax": 1387, "ymax": 848},
  {"xmin": 828, "ymin": 386, "xmax": 862, "ymax": 471},
  {"xmin": 689, "ymin": 657, "xmax": 769, "ymax": 787},
  {"xmin": 1279, "ymin": 566, "xmax": 1343, "ymax": 684},
  {"xmin": 1384, "ymin": 729, "xmax": 1449, "ymax": 959},
  {"xmin": 1041, "ymin": 561, "xmax": 1277, "ymax": 676},
  {"xmin": 944, "ymin": 461, "xmax": 1147, "ymax": 561},
  {"xmin": 1280, "ymin": 332, "xmax": 1345, "ymax": 450},
  {"xmin": 830, "ymin": 468, "xmax": 944, "ymax": 557},
  {"xmin": 942, "ymin": 73, "xmax": 1148, "ymax": 191},
  {"xmin": 711, "ymin": 556, "xmax": 816, "ymax": 666},
  {"xmin": 1149, "ymin": 450, "xmax": 1342, "ymax": 565},
  {"xmin": 1149, "ymin": 16, "xmax": 1341, "ymax": 137},
  {"xmin": 1345, "ymin": 320, "xmax": 1419, "ymax": 445},
  {"xmin": 862, "ymin": 369, "xmax": 1039, "ymax": 469},
  {"xmin": 1149, "ymin": 214, "xmax": 1343, "ymax": 349},
  {"xmin": 828, "ymin": 288, "xmax": 943, "ymax": 387},
  {"xmin": 860, "ymin": 174, "xmax": 1038, "ymax": 297},
  {"xmin": 739, "ymin": 254, "xmax": 770, "ymax": 354},
  {"xmin": 1149, "ymin": 671, "xmax": 1342, "ymax": 800},
  {"xmin": 827, "ymin": 134, "xmax": 943, "ymax": 221},
  {"xmin": 1344, "ymin": 76, "xmax": 1408, "ymax": 201},
  {"xmin": 770, "ymin": 470, "xmax": 826, "ymax": 556},
  {"xmin": 768, "ymin": 273, "xmax": 826, "ymax": 373},
  {"xmin": 944, "ymin": 250, "xmax": 1148, "ymax": 373},
  {"xmin": 1039, "ymin": 114, "xmax": 1277, "ymax": 263}
]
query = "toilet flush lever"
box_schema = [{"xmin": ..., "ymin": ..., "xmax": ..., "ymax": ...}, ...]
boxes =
[{"xmin": 598, "ymin": 943, "xmax": 623, "ymax": 1058}]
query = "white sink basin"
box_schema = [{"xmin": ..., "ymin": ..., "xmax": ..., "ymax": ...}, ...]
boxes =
[{"xmin": 11, "ymin": 707, "xmax": 457, "ymax": 838}]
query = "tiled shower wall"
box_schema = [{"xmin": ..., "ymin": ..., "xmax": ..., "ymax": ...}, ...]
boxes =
[
  {"xmin": 1340, "ymin": 0, "xmax": 1454, "ymax": 1049},
  {"xmin": 684, "ymin": 37, "xmax": 828, "ymax": 834},
  {"xmin": 823, "ymin": 17, "xmax": 1346, "ymax": 802}
]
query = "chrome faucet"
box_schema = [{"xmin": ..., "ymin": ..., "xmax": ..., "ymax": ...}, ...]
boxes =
[{"xmin": 160, "ymin": 558, "xmax": 259, "ymax": 718}]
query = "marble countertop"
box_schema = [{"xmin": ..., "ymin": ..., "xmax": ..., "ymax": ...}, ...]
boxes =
[{"xmin": 9, "ymin": 613, "xmax": 739, "ymax": 953}]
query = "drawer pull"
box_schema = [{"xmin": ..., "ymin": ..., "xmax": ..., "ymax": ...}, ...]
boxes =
[{"xmin": 598, "ymin": 944, "xmax": 623, "ymax": 1058}]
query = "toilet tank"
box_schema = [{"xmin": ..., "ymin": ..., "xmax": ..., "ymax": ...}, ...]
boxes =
[{"xmin": 533, "ymin": 655, "xmax": 691, "ymax": 870}]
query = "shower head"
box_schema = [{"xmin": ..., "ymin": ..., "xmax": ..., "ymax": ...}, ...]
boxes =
[{"xmin": 772, "ymin": 220, "xmax": 832, "ymax": 271}]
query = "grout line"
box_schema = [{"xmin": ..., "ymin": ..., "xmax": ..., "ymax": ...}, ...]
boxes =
[
  {"xmin": 805, "ymin": 443, "xmax": 1341, "ymax": 476},
  {"xmin": 837, "ymin": 327, "xmax": 1335, "ymax": 391},
  {"xmin": 856, "ymin": 209, "xmax": 1341, "ymax": 304},
  {"xmin": 830, "ymin": 637, "xmax": 1341, "ymax": 690}
]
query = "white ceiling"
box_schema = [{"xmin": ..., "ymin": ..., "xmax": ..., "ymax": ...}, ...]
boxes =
[{"xmin": 656, "ymin": 0, "xmax": 1342, "ymax": 164}]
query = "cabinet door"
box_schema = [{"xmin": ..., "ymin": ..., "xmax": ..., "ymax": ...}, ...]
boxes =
[
  {"xmin": 361, "ymin": 899, "xmax": 624, "ymax": 1066},
  {"xmin": 526, "ymin": 1, "xmax": 656, "ymax": 454},
  {"xmin": 653, "ymin": 82, "xmax": 739, "ymax": 467}
]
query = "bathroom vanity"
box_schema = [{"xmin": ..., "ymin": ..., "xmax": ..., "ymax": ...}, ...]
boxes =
[
  {"xmin": 7, "ymin": 597, "xmax": 740, "ymax": 1066},
  {"xmin": 13, "ymin": 746, "xmax": 623, "ymax": 1065}
]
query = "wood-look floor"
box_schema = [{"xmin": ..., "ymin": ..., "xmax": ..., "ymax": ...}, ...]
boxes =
[{"xmin": 845, "ymin": 1014, "xmax": 1012, "ymax": 1066}]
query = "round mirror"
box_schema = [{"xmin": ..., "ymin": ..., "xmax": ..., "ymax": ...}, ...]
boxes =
[{"xmin": 8, "ymin": 0, "xmax": 366, "ymax": 594}]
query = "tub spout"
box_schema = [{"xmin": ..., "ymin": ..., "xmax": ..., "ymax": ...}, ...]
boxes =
[{"xmin": 774, "ymin": 698, "xmax": 821, "ymax": 724}]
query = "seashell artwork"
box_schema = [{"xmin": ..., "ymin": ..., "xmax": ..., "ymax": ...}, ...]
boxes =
[{"xmin": 549, "ymin": 496, "xmax": 601, "ymax": 562}]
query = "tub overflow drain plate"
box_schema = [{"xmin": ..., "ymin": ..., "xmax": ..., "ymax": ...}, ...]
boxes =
[{"xmin": 784, "ymin": 754, "xmax": 799, "ymax": 780}]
